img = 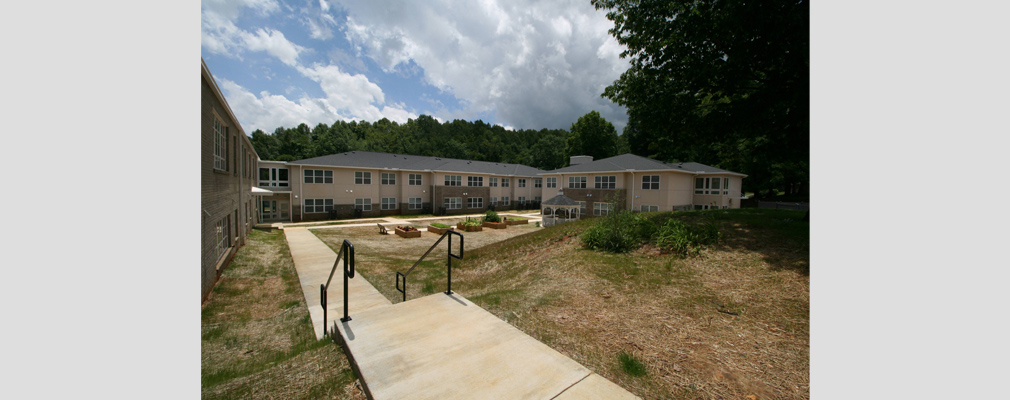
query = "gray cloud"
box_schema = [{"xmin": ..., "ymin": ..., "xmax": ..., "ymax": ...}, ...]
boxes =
[{"xmin": 333, "ymin": 0, "xmax": 630, "ymax": 131}]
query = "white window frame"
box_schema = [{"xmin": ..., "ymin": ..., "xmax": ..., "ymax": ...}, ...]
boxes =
[
  {"xmin": 695, "ymin": 177, "xmax": 725, "ymax": 195},
  {"xmin": 490, "ymin": 196, "xmax": 498, "ymax": 206},
  {"xmin": 259, "ymin": 167, "xmax": 289, "ymax": 187},
  {"xmin": 408, "ymin": 197, "xmax": 422, "ymax": 210},
  {"xmin": 381, "ymin": 172, "xmax": 396, "ymax": 185},
  {"xmin": 381, "ymin": 197, "xmax": 397, "ymax": 210},
  {"xmin": 546, "ymin": 177, "xmax": 557, "ymax": 188},
  {"xmin": 534, "ymin": 178, "xmax": 542, "ymax": 188},
  {"xmin": 467, "ymin": 197, "xmax": 483, "ymax": 209},
  {"xmin": 518, "ymin": 179, "xmax": 526, "ymax": 188},
  {"xmin": 723, "ymin": 178, "xmax": 729, "ymax": 195},
  {"xmin": 215, "ymin": 216, "xmax": 230, "ymax": 261},
  {"xmin": 518, "ymin": 196, "xmax": 526, "ymax": 203},
  {"xmin": 355, "ymin": 171, "xmax": 372, "ymax": 185},
  {"xmin": 355, "ymin": 198, "xmax": 372, "ymax": 211},
  {"xmin": 568, "ymin": 176, "xmax": 587, "ymax": 189},
  {"xmin": 642, "ymin": 175, "xmax": 660, "ymax": 190},
  {"xmin": 576, "ymin": 201, "xmax": 586, "ymax": 215},
  {"xmin": 304, "ymin": 198, "xmax": 333, "ymax": 213},
  {"xmin": 640, "ymin": 205, "xmax": 658, "ymax": 212},
  {"xmin": 490, "ymin": 177, "xmax": 498, "ymax": 187},
  {"xmin": 594, "ymin": 202, "xmax": 613, "ymax": 216},
  {"xmin": 445, "ymin": 175, "xmax": 461, "ymax": 186},
  {"xmin": 444, "ymin": 197, "xmax": 462, "ymax": 210},
  {"xmin": 305, "ymin": 169, "xmax": 333, "ymax": 184},
  {"xmin": 409, "ymin": 173, "xmax": 422, "ymax": 186},
  {"xmin": 467, "ymin": 176, "xmax": 483, "ymax": 187},
  {"xmin": 535, "ymin": 196, "xmax": 541, "ymax": 202},
  {"xmin": 213, "ymin": 117, "xmax": 227, "ymax": 171},
  {"xmin": 594, "ymin": 175, "xmax": 616, "ymax": 189},
  {"xmin": 501, "ymin": 196, "xmax": 510, "ymax": 206},
  {"xmin": 502, "ymin": 178, "xmax": 510, "ymax": 187}
]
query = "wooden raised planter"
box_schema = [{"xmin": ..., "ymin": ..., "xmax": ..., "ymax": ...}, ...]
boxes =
[
  {"xmin": 456, "ymin": 223, "xmax": 483, "ymax": 232},
  {"xmin": 395, "ymin": 227, "xmax": 421, "ymax": 238},
  {"xmin": 427, "ymin": 225, "xmax": 454, "ymax": 235},
  {"xmin": 482, "ymin": 221, "xmax": 507, "ymax": 229},
  {"xmin": 504, "ymin": 219, "xmax": 528, "ymax": 226}
]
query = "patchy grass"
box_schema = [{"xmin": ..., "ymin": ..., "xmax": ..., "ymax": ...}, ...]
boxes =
[
  {"xmin": 310, "ymin": 209, "xmax": 808, "ymax": 400},
  {"xmin": 201, "ymin": 229, "xmax": 365, "ymax": 400}
]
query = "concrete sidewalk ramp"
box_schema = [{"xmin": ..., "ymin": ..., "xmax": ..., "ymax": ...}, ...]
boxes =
[{"xmin": 335, "ymin": 293, "xmax": 640, "ymax": 400}]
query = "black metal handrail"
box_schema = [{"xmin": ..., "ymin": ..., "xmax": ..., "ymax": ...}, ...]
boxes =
[
  {"xmin": 320, "ymin": 239, "xmax": 354, "ymax": 336},
  {"xmin": 395, "ymin": 230, "xmax": 463, "ymax": 302}
]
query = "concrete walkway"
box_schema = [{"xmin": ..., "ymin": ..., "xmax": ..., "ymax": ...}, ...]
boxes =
[
  {"xmin": 284, "ymin": 227, "xmax": 391, "ymax": 339},
  {"xmin": 284, "ymin": 225, "xmax": 638, "ymax": 399}
]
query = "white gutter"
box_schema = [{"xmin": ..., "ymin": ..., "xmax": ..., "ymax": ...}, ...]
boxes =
[{"xmin": 629, "ymin": 170, "xmax": 635, "ymax": 211}]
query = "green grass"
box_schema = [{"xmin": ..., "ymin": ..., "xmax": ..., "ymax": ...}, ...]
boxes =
[
  {"xmin": 618, "ymin": 351, "xmax": 648, "ymax": 377},
  {"xmin": 201, "ymin": 229, "xmax": 360, "ymax": 400}
]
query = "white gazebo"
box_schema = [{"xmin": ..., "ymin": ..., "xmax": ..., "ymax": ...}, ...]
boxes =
[{"xmin": 541, "ymin": 191, "xmax": 580, "ymax": 227}]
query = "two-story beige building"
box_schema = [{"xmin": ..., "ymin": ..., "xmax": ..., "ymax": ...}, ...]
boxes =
[
  {"xmin": 538, "ymin": 154, "xmax": 747, "ymax": 216},
  {"xmin": 255, "ymin": 151, "xmax": 546, "ymax": 222}
]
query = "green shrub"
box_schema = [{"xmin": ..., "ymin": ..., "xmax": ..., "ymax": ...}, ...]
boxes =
[
  {"xmin": 430, "ymin": 222, "xmax": 450, "ymax": 229},
  {"xmin": 581, "ymin": 209, "xmax": 652, "ymax": 253},
  {"xmin": 653, "ymin": 217, "xmax": 720, "ymax": 257},
  {"xmin": 483, "ymin": 209, "xmax": 501, "ymax": 223},
  {"xmin": 461, "ymin": 217, "xmax": 482, "ymax": 227}
]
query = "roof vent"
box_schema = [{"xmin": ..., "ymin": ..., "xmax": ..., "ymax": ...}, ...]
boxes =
[{"xmin": 570, "ymin": 155, "xmax": 593, "ymax": 165}]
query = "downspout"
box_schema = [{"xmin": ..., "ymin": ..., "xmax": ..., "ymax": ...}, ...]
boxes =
[
  {"xmin": 630, "ymin": 170, "xmax": 635, "ymax": 211},
  {"xmin": 298, "ymin": 164, "xmax": 303, "ymax": 222}
]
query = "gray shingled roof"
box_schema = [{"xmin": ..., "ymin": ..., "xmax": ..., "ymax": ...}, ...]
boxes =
[
  {"xmin": 289, "ymin": 151, "xmax": 545, "ymax": 176},
  {"xmin": 543, "ymin": 153, "xmax": 745, "ymax": 176},
  {"xmin": 541, "ymin": 194, "xmax": 579, "ymax": 206}
]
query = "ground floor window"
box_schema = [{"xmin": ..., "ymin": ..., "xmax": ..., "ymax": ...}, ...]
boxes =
[
  {"xmin": 490, "ymin": 196, "xmax": 498, "ymax": 206},
  {"xmin": 381, "ymin": 197, "xmax": 397, "ymax": 210},
  {"xmin": 517, "ymin": 196, "xmax": 526, "ymax": 203},
  {"xmin": 444, "ymin": 197, "xmax": 462, "ymax": 210},
  {"xmin": 535, "ymin": 196, "xmax": 541, "ymax": 202},
  {"xmin": 640, "ymin": 205, "xmax": 658, "ymax": 212},
  {"xmin": 304, "ymin": 198, "xmax": 333, "ymax": 213},
  {"xmin": 576, "ymin": 201, "xmax": 586, "ymax": 215},
  {"xmin": 215, "ymin": 216, "xmax": 230, "ymax": 262},
  {"xmin": 693, "ymin": 204, "xmax": 717, "ymax": 210},
  {"xmin": 501, "ymin": 196, "xmax": 510, "ymax": 206},
  {"xmin": 594, "ymin": 202, "xmax": 613, "ymax": 216},
  {"xmin": 355, "ymin": 198, "xmax": 372, "ymax": 211},
  {"xmin": 409, "ymin": 197, "xmax": 422, "ymax": 210},
  {"xmin": 467, "ymin": 197, "xmax": 483, "ymax": 209}
]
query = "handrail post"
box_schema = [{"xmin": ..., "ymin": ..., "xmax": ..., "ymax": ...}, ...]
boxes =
[
  {"xmin": 340, "ymin": 240, "xmax": 355, "ymax": 322},
  {"xmin": 321, "ymin": 284, "xmax": 327, "ymax": 336},
  {"xmin": 446, "ymin": 233, "xmax": 453, "ymax": 295}
]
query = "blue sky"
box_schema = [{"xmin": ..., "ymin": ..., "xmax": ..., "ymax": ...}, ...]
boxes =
[{"xmin": 201, "ymin": 0, "xmax": 630, "ymax": 134}]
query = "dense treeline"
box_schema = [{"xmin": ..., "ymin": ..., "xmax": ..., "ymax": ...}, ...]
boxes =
[{"xmin": 249, "ymin": 113, "xmax": 626, "ymax": 171}]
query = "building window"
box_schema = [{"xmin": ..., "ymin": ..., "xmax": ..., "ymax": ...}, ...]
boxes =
[
  {"xmin": 518, "ymin": 179, "xmax": 526, "ymax": 188},
  {"xmin": 568, "ymin": 176, "xmax": 587, "ymax": 189},
  {"xmin": 409, "ymin": 173, "xmax": 422, "ymax": 186},
  {"xmin": 445, "ymin": 175, "xmax": 461, "ymax": 186},
  {"xmin": 694, "ymin": 177, "xmax": 724, "ymax": 195},
  {"xmin": 534, "ymin": 178, "xmax": 542, "ymax": 188},
  {"xmin": 501, "ymin": 196, "xmax": 510, "ymax": 206},
  {"xmin": 409, "ymin": 197, "xmax": 422, "ymax": 210},
  {"xmin": 355, "ymin": 198, "xmax": 372, "ymax": 211},
  {"xmin": 213, "ymin": 117, "xmax": 227, "ymax": 171},
  {"xmin": 381, "ymin": 172, "xmax": 396, "ymax": 185},
  {"xmin": 259, "ymin": 167, "xmax": 289, "ymax": 187},
  {"xmin": 467, "ymin": 197, "xmax": 483, "ymax": 209},
  {"xmin": 304, "ymin": 199, "xmax": 333, "ymax": 213},
  {"xmin": 517, "ymin": 196, "xmax": 526, "ymax": 203},
  {"xmin": 594, "ymin": 202, "xmax": 613, "ymax": 216},
  {"xmin": 490, "ymin": 196, "xmax": 498, "ymax": 206},
  {"xmin": 546, "ymin": 177, "xmax": 557, "ymax": 188},
  {"xmin": 502, "ymin": 178, "xmax": 510, "ymax": 187},
  {"xmin": 381, "ymin": 197, "xmax": 397, "ymax": 210},
  {"xmin": 305, "ymin": 169, "xmax": 333, "ymax": 184},
  {"xmin": 723, "ymin": 178, "xmax": 729, "ymax": 195},
  {"xmin": 640, "ymin": 205, "xmax": 658, "ymax": 212},
  {"xmin": 444, "ymin": 197, "xmax": 462, "ymax": 210},
  {"xmin": 594, "ymin": 176, "xmax": 616, "ymax": 189},
  {"xmin": 535, "ymin": 196, "xmax": 541, "ymax": 202},
  {"xmin": 642, "ymin": 175, "xmax": 660, "ymax": 190},
  {"xmin": 468, "ymin": 176, "xmax": 483, "ymax": 187},
  {"xmin": 575, "ymin": 201, "xmax": 586, "ymax": 215},
  {"xmin": 490, "ymin": 177, "xmax": 498, "ymax": 187},
  {"xmin": 215, "ymin": 216, "xmax": 230, "ymax": 261},
  {"xmin": 355, "ymin": 171, "xmax": 372, "ymax": 185}
]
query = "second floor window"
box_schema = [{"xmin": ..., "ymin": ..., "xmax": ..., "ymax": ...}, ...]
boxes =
[
  {"xmin": 445, "ymin": 175, "xmax": 461, "ymax": 186},
  {"xmin": 259, "ymin": 167, "xmax": 289, "ymax": 187},
  {"xmin": 355, "ymin": 171, "xmax": 372, "ymax": 184},
  {"xmin": 518, "ymin": 179, "xmax": 526, "ymax": 188},
  {"xmin": 213, "ymin": 117, "xmax": 227, "ymax": 171},
  {"xmin": 642, "ymin": 175, "xmax": 660, "ymax": 190},
  {"xmin": 468, "ymin": 176, "xmax": 483, "ymax": 187},
  {"xmin": 546, "ymin": 177, "xmax": 557, "ymax": 188},
  {"xmin": 502, "ymin": 178, "xmax": 510, "ymax": 187},
  {"xmin": 305, "ymin": 169, "xmax": 332, "ymax": 184},
  {"xmin": 381, "ymin": 172, "xmax": 396, "ymax": 185},
  {"xmin": 490, "ymin": 177, "xmax": 498, "ymax": 187},
  {"xmin": 568, "ymin": 176, "xmax": 586, "ymax": 189},
  {"xmin": 534, "ymin": 178, "xmax": 542, "ymax": 188},
  {"xmin": 409, "ymin": 173, "xmax": 422, "ymax": 186},
  {"xmin": 594, "ymin": 176, "xmax": 616, "ymax": 189}
]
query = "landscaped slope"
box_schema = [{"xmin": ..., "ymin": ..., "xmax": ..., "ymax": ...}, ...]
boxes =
[{"xmin": 455, "ymin": 209, "xmax": 809, "ymax": 400}]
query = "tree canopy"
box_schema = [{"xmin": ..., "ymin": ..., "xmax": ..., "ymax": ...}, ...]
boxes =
[
  {"xmin": 592, "ymin": 0, "xmax": 809, "ymax": 198},
  {"xmin": 567, "ymin": 110, "xmax": 620, "ymax": 161}
]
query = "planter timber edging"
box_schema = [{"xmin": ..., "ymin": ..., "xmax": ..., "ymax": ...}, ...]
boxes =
[
  {"xmin": 482, "ymin": 221, "xmax": 507, "ymax": 229},
  {"xmin": 504, "ymin": 219, "xmax": 528, "ymax": 226},
  {"xmin": 395, "ymin": 227, "xmax": 421, "ymax": 238},
  {"xmin": 456, "ymin": 223, "xmax": 483, "ymax": 232},
  {"xmin": 427, "ymin": 225, "xmax": 454, "ymax": 235}
]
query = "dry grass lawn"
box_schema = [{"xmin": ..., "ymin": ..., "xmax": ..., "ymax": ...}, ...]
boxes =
[{"xmin": 314, "ymin": 209, "xmax": 809, "ymax": 400}]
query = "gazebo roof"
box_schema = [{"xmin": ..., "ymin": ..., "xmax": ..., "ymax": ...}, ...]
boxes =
[{"xmin": 542, "ymin": 193, "xmax": 578, "ymax": 206}]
